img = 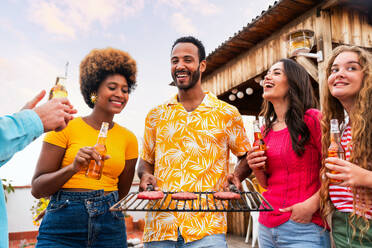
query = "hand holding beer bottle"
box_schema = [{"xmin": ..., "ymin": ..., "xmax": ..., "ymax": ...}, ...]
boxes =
[
  {"xmin": 327, "ymin": 119, "xmax": 345, "ymax": 183},
  {"xmin": 85, "ymin": 122, "xmax": 109, "ymax": 180},
  {"xmin": 253, "ymin": 119, "xmax": 267, "ymax": 170}
]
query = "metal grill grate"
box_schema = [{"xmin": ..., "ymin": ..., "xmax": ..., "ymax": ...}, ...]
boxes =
[{"xmin": 110, "ymin": 191, "xmax": 273, "ymax": 212}]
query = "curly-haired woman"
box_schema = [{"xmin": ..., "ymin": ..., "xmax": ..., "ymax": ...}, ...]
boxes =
[
  {"xmin": 320, "ymin": 45, "xmax": 372, "ymax": 247},
  {"xmin": 247, "ymin": 59, "xmax": 330, "ymax": 247},
  {"xmin": 32, "ymin": 48, "xmax": 138, "ymax": 248}
]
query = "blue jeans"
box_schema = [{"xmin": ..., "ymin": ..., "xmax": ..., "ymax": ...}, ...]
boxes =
[
  {"xmin": 259, "ymin": 220, "xmax": 330, "ymax": 248},
  {"xmin": 144, "ymin": 231, "xmax": 227, "ymax": 248},
  {"xmin": 36, "ymin": 190, "xmax": 127, "ymax": 248}
]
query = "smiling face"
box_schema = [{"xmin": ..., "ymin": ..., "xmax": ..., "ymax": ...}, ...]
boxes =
[
  {"xmin": 328, "ymin": 51, "xmax": 364, "ymax": 106},
  {"xmin": 262, "ymin": 62, "xmax": 289, "ymax": 102},
  {"xmin": 95, "ymin": 74, "xmax": 129, "ymax": 114},
  {"xmin": 171, "ymin": 42, "xmax": 206, "ymax": 91}
]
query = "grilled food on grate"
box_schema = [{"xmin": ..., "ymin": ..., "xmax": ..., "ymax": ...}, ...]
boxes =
[
  {"xmin": 213, "ymin": 191, "xmax": 241, "ymax": 200},
  {"xmin": 137, "ymin": 191, "xmax": 164, "ymax": 200},
  {"xmin": 171, "ymin": 192, "xmax": 197, "ymax": 200}
]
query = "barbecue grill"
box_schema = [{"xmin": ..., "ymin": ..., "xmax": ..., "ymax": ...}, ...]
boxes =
[{"xmin": 110, "ymin": 181, "xmax": 273, "ymax": 213}]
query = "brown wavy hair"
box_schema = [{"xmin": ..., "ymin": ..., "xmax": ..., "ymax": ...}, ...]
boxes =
[
  {"xmin": 79, "ymin": 47, "xmax": 137, "ymax": 108},
  {"xmin": 320, "ymin": 45, "xmax": 372, "ymax": 237},
  {"xmin": 260, "ymin": 58, "xmax": 318, "ymax": 156}
]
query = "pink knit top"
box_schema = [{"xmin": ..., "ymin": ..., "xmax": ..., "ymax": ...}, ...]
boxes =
[{"xmin": 259, "ymin": 108, "xmax": 324, "ymax": 228}]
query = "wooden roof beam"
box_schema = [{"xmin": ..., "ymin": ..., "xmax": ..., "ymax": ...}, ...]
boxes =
[
  {"xmin": 295, "ymin": 56, "xmax": 319, "ymax": 83},
  {"xmin": 233, "ymin": 38, "xmax": 255, "ymax": 47},
  {"xmin": 321, "ymin": 0, "xmax": 340, "ymax": 10}
]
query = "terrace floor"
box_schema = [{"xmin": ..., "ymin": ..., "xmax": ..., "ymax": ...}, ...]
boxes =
[
  {"xmin": 10, "ymin": 232, "xmax": 257, "ymax": 248},
  {"xmin": 227, "ymin": 234, "xmax": 258, "ymax": 248}
]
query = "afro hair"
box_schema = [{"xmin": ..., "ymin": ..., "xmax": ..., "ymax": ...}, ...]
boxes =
[{"xmin": 79, "ymin": 47, "xmax": 137, "ymax": 108}]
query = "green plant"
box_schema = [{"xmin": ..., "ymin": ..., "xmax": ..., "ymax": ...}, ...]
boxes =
[
  {"xmin": 19, "ymin": 239, "xmax": 36, "ymax": 248},
  {"xmin": 30, "ymin": 197, "xmax": 50, "ymax": 226},
  {"xmin": 1, "ymin": 178, "xmax": 14, "ymax": 202}
]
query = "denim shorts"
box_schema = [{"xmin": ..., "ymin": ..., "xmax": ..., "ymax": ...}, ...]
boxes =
[
  {"xmin": 36, "ymin": 190, "xmax": 127, "ymax": 248},
  {"xmin": 259, "ymin": 220, "xmax": 330, "ymax": 248},
  {"xmin": 144, "ymin": 230, "xmax": 227, "ymax": 248}
]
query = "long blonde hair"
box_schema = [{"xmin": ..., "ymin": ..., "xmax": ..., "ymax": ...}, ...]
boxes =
[{"xmin": 320, "ymin": 45, "xmax": 372, "ymax": 236}]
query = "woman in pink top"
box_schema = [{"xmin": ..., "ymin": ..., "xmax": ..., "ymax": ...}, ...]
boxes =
[
  {"xmin": 247, "ymin": 58, "xmax": 330, "ymax": 247},
  {"xmin": 320, "ymin": 45, "xmax": 372, "ymax": 247}
]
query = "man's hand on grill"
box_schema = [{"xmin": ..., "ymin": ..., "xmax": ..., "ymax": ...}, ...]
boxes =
[
  {"xmin": 139, "ymin": 173, "xmax": 159, "ymax": 192},
  {"xmin": 224, "ymin": 173, "xmax": 242, "ymax": 192}
]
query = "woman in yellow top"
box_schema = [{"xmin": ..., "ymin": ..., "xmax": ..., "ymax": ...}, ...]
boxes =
[{"xmin": 31, "ymin": 48, "xmax": 138, "ymax": 248}]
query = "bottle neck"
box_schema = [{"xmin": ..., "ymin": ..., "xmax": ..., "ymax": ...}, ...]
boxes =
[
  {"xmin": 254, "ymin": 132, "xmax": 263, "ymax": 140},
  {"xmin": 97, "ymin": 122, "xmax": 109, "ymax": 139},
  {"xmin": 96, "ymin": 136, "xmax": 106, "ymax": 144},
  {"xmin": 253, "ymin": 120, "xmax": 260, "ymax": 132}
]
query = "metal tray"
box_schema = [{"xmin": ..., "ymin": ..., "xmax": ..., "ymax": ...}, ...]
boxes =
[{"xmin": 110, "ymin": 191, "xmax": 273, "ymax": 213}]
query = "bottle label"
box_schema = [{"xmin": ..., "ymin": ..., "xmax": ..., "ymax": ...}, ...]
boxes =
[{"xmin": 330, "ymin": 124, "xmax": 340, "ymax": 133}]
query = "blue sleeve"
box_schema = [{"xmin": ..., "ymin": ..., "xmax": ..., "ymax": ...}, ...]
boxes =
[{"xmin": 0, "ymin": 109, "xmax": 43, "ymax": 167}]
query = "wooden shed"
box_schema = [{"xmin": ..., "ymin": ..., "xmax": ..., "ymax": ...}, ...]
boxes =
[{"xmin": 201, "ymin": 0, "xmax": 372, "ymax": 116}]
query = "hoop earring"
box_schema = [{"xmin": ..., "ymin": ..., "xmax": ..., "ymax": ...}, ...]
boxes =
[{"xmin": 90, "ymin": 92, "xmax": 97, "ymax": 105}]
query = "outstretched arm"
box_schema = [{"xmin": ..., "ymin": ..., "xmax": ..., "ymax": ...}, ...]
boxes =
[
  {"xmin": 24, "ymin": 90, "xmax": 76, "ymax": 132},
  {"xmin": 0, "ymin": 110, "xmax": 43, "ymax": 166}
]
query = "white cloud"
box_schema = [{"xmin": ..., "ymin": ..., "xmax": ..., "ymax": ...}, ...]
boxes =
[
  {"xmin": 244, "ymin": 0, "xmax": 277, "ymax": 21},
  {"xmin": 0, "ymin": 18, "xmax": 27, "ymax": 41},
  {"xmin": 122, "ymin": 0, "xmax": 145, "ymax": 17},
  {"xmin": 188, "ymin": 0, "xmax": 220, "ymax": 16},
  {"xmin": 29, "ymin": 1, "xmax": 76, "ymax": 38},
  {"xmin": 119, "ymin": 34, "xmax": 126, "ymax": 43},
  {"xmin": 158, "ymin": 0, "xmax": 220, "ymax": 16},
  {"xmin": 28, "ymin": 0, "xmax": 144, "ymax": 39},
  {"xmin": 102, "ymin": 33, "xmax": 126, "ymax": 43},
  {"xmin": 171, "ymin": 12, "xmax": 198, "ymax": 36}
]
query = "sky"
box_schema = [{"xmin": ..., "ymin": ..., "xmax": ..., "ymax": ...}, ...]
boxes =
[{"xmin": 0, "ymin": 0, "xmax": 276, "ymax": 185}]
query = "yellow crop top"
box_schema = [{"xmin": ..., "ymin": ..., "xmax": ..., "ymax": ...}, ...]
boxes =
[{"xmin": 44, "ymin": 117, "xmax": 138, "ymax": 191}]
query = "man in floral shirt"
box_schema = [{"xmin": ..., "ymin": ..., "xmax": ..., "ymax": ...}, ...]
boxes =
[{"xmin": 138, "ymin": 36, "xmax": 252, "ymax": 248}]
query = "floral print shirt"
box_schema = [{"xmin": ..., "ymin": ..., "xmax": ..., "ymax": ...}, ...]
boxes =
[{"xmin": 141, "ymin": 92, "xmax": 251, "ymax": 243}]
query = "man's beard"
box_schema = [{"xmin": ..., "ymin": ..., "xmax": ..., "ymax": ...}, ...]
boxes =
[{"xmin": 172, "ymin": 65, "xmax": 200, "ymax": 91}]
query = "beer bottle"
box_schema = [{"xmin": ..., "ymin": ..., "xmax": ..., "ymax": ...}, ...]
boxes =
[
  {"xmin": 49, "ymin": 62, "xmax": 69, "ymax": 100},
  {"xmin": 253, "ymin": 119, "xmax": 267, "ymax": 170},
  {"xmin": 328, "ymin": 119, "xmax": 345, "ymax": 183},
  {"xmin": 86, "ymin": 122, "xmax": 109, "ymax": 180},
  {"xmin": 253, "ymin": 120, "xmax": 266, "ymax": 151},
  {"xmin": 48, "ymin": 77, "xmax": 68, "ymax": 100}
]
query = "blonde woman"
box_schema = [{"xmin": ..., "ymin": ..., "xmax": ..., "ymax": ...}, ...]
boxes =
[{"xmin": 320, "ymin": 45, "xmax": 372, "ymax": 247}]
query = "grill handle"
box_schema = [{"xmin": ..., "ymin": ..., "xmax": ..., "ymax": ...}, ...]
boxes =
[
  {"xmin": 229, "ymin": 184, "xmax": 240, "ymax": 194},
  {"xmin": 146, "ymin": 184, "xmax": 154, "ymax": 191}
]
